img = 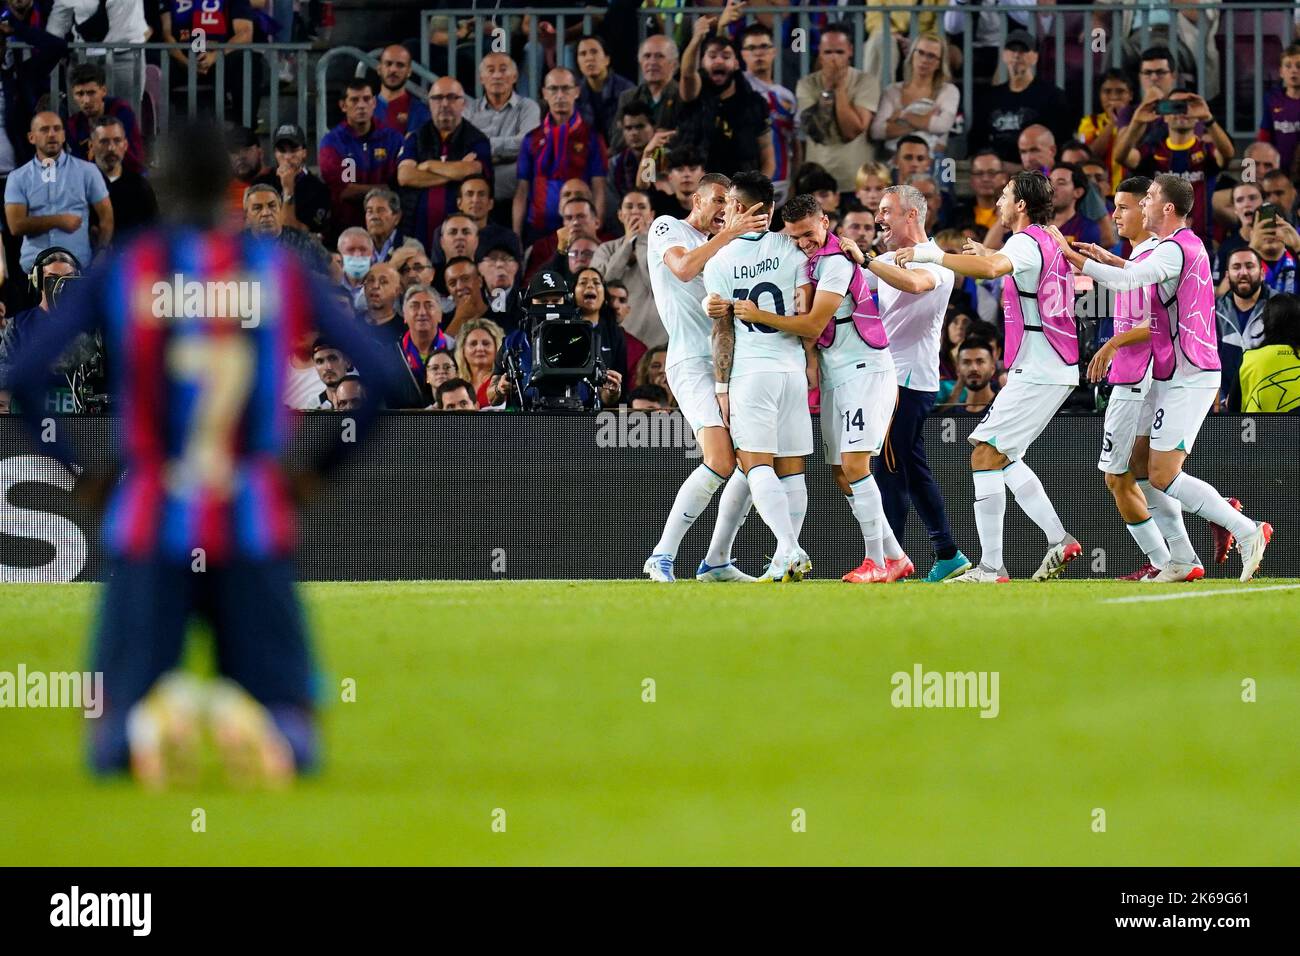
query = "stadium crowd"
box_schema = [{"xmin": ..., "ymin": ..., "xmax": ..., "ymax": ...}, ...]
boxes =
[{"xmin": 0, "ymin": 2, "xmax": 1298, "ymax": 416}]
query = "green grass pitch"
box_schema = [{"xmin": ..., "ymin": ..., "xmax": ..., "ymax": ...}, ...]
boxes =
[{"xmin": 2, "ymin": 579, "xmax": 1298, "ymax": 866}]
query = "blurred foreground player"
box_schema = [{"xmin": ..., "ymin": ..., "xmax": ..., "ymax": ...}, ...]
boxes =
[{"xmin": 10, "ymin": 121, "xmax": 393, "ymax": 788}]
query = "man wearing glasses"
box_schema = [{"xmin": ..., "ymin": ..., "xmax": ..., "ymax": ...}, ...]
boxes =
[
  {"xmin": 514, "ymin": 68, "xmax": 609, "ymax": 247},
  {"xmin": 740, "ymin": 22, "xmax": 797, "ymax": 205},
  {"xmin": 1112, "ymin": 46, "xmax": 1219, "ymax": 167},
  {"xmin": 397, "ymin": 76, "xmax": 493, "ymax": 262}
]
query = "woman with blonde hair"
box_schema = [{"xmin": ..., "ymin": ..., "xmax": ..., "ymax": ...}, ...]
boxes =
[
  {"xmin": 634, "ymin": 346, "xmax": 672, "ymax": 405},
  {"xmin": 455, "ymin": 317, "xmax": 505, "ymax": 408},
  {"xmin": 869, "ymin": 32, "xmax": 960, "ymax": 156}
]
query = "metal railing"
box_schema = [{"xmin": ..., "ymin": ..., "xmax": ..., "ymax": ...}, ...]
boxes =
[
  {"xmin": 315, "ymin": 46, "xmax": 441, "ymax": 145},
  {"xmin": 423, "ymin": 4, "xmax": 1300, "ymax": 142}
]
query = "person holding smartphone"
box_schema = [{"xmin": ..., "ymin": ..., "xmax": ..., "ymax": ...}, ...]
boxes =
[{"xmin": 1249, "ymin": 201, "xmax": 1300, "ymax": 295}]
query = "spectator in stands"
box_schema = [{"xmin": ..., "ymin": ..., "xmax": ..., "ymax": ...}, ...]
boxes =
[
  {"xmin": 1113, "ymin": 47, "xmax": 1195, "ymax": 161},
  {"xmin": 892, "ymin": 135, "xmax": 933, "ymax": 184},
  {"xmin": 1076, "ymin": 69, "xmax": 1134, "ymax": 195},
  {"xmin": 576, "ymin": 33, "xmax": 634, "ymax": 143},
  {"xmin": 0, "ymin": 247, "xmax": 82, "ymax": 411},
  {"xmin": 677, "ymin": 26, "xmax": 772, "ymax": 178},
  {"xmin": 649, "ymin": 145, "xmax": 705, "ymax": 220},
  {"xmin": 907, "ymin": 173, "xmax": 946, "ymax": 234},
  {"xmin": 1058, "ymin": 141, "xmax": 1092, "ymax": 168},
  {"xmin": 592, "ymin": 189, "xmax": 663, "ymax": 349},
  {"xmin": 5, "ymin": 112, "xmax": 112, "ymax": 280},
  {"xmin": 953, "ymin": 148, "xmax": 1006, "ymax": 233},
  {"xmin": 374, "ymin": 44, "xmax": 430, "ymax": 138},
  {"xmin": 257, "ymin": 124, "xmax": 332, "ymax": 240},
  {"xmin": 871, "ymin": 32, "xmax": 959, "ymax": 157},
  {"xmin": 741, "ymin": 21, "xmax": 797, "ymax": 204},
  {"xmin": 4, "ymin": 0, "xmax": 50, "ymax": 31},
  {"xmin": 398, "ymin": 76, "xmax": 492, "ymax": 260},
  {"xmin": 607, "ymin": 102, "xmax": 657, "ymax": 201},
  {"xmin": 319, "ymin": 75, "xmax": 405, "ymax": 234},
  {"xmin": 464, "ymin": 53, "xmax": 540, "ymax": 211},
  {"xmin": 854, "ymin": 160, "xmax": 891, "ymax": 219},
  {"xmin": 243, "ymin": 183, "xmax": 330, "ymax": 276},
  {"xmin": 388, "ymin": 244, "xmax": 433, "ymax": 296},
  {"xmin": 1093, "ymin": 0, "xmax": 1221, "ymax": 102},
  {"xmin": 938, "ymin": 337, "xmax": 1000, "ymax": 413},
  {"xmin": 454, "ymin": 317, "xmax": 504, "ymax": 407},
  {"xmin": 968, "ymin": 30, "xmax": 1071, "ymax": 164},
  {"xmin": 1215, "ymin": 182, "xmax": 1264, "ymax": 288},
  {"xmin": 1216, "ymin": 247, "xmax": 1273, "ymax": 404},
  {"xmin": 836, "ymin": 207, "xmax": 877, "ymax": 253},
  {"xmin": 613, "ymin": 35, "xmax": 681, "ymax": 152},
  {"xmin": 0, "ymin": 8, "xmax": 65, "ymax": 207},
  {"xmin": 633, "ymin": 345, "xmax": 668, "ymax": 396},
  {"xmin": 63, "ymin": 63, "xmax": 144, "ymax": 175},
  {"xmin": 627, "ymin": 384, "xmax": 669, "ymax": 411},
  {"xmin": 1050, "ymin": 163, "xmax": 1102, "ymax": 246},
  {"xmin": 160, "ymin": 0, "xmax": 257, "ymax": 117},
  {"xmin": 1125, "ymin": 90, "xmax": 1231, "ymax": 239},
  {"xmin": 1017, "ymin": 124, "xmax": 1056, "ymax": 175},
  {"xmin": 455, "ymin": 174, "xmax": 521, "ymax": 260},
  {"xmin": 436, "ymin": 377, "xmax": 479, "ymax": 411},
  {"xmin": 425, "ymin": 347, "xmax": 457, "ymax": 395},
  {"xmin": 514, "ymin": 67, "xmax": 608, "ymax": 245},
  {"xmin": 1262, "ymin": 169, "xmax": 1299, "ymax": 226},
  {"xmin": 443, "ymin": 255, "xmax": 491, "ymax": 339},
  {"xmin": 49, "ymin": 1, "xmax": 149, "ymax": 108},
  {"xmin": 942, "ymin": 0, "xmax": 1050, "ymax": 80},
  {"xmin": 335, "ymin": 226, "xmax": 377, "ymax": 308},
  {"xmin": 1235, "ymin": 293, "xmax": 1300, "ymax": 412},
  {"xmin": 312, "ymin": 341, "xmax": 353, "ymax": 411},
  {"xmin": 1259, "ymin": 43, "xmax": 1300, "ymax": 178},
  {"xmin": 573, "ymin": 266, "xmax": 628, "ymax": 389},
  {"xmin": 937, "ymin": 306, "xmax": 971, "ymax": 383},
  {"xmin": 1250, "ymin": 211, "xmax": 1300, "ymax": 296},
  {"xmin": 333, "ymin": 376, "xmax": 366, "ymax": 412},
  {"xmin": 225, "ymin": 125, "xmax": 272, "ymax": 221},
  {"xmin": 794, "ymin": 165, "xmax": 841, "ymax": 215},
  {"xmin": 398, "ymin": 283, "xmax": 450, "ymax": 404},
  {"xmin": 362, "ymin": 262, "xmax": 405, "ymax": 346},
  {"xmin": 476, "ymin": 242, "xmax": 523, "ymax": 332},
  {"xmin": 284, "ymin": 328, "xmax": 324, "ymax": 410},
  {"xmin": 434, "ymin": 213, "xmax": 478, "ymax": 267},
  {"xmin": 797, "ymin": 21, "xmax": 880, "ymax": 193},
  {"xmin": 363, "ymin": 188, "xmax": 408, "ymax": 263},
  {"xmin": 526, "ymin": 192, "xmax": 613, "ymax": 282},
  {"xmin": 90, "ymin": 116, "xmax": 157, "ymax": 239},
  {"xmin": 605, "ymin": 277, "xmax": 645, "ymax": 375}
]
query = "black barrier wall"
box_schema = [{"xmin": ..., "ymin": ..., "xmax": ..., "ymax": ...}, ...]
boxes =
[{"xmin": 1, "ymin": 413, "xmax": 1296, "ymax": 582}]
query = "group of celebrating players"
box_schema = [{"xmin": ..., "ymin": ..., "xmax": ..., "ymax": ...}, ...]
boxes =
[{"xmin": 640, "ymin": 167, "xmax": 1273, "ymax": 585}]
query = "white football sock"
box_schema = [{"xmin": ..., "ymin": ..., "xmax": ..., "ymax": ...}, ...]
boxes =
[
  {"xmin": 847, "ymin": 476, "xmax": 884, "ymax": 564},
  {"xmin": 652, "ymin": 464, "xmax": 725, "ymax": 558},
  {"xmin": 973, "ymin": 469, "xmax": 1006, "ymax": 569},
  {"xmin": 704, "ymin": 469, "xmax": 751, "ymax": 566},
  {"xmin": 881, "ymin": 517, "xmax": 904, "ymax": 560},
  {"xmin": 1139, "ymin": 479, "xmax": 1198, "ymax": 564},
  {"xmin": 781, "ymin": 472, "xmax": 808, "ymax": 542},
  {"xmin": 1003, "ymin": 459, "xmax": 1067, "ymax": 545},
  {"xmin": 1126, "ymin": 517, "xmax": 1171, "ymax": 569},
  {"xmin": 1164, "ymin": 472, "xmax": 1256, "ymax": 539},
  {"xmin": 748, "ymin": 464, "xmax": 797, "ymax": 557}
]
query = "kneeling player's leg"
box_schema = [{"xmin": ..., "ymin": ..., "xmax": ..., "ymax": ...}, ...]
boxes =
[
  {"xmin": 970, "ymin": 442, "xmax": 1010, "ymax": 570},
  {"xmin": 650, "ymin": 425, "xmax": 733, "ymax": 562},
  {"xmin": 211, "ymin": 560, "xmax": 319, "ymax": 772},
  {"xmin": 90, "ymin": 560, "xmax": 193, "ymax": 775}
]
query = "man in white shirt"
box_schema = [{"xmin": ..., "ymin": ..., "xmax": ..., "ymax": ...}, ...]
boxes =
[{"xmin": 897, "ymin": 171, "xmax": 1082, "ymax": 583}]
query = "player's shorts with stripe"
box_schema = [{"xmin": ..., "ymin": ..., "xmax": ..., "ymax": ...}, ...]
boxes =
[
  {"xmin": 820, "ymin": 367, "xmax": 898, "ymax": 464},
  {"xmin": 666, "ymin": 356, "xmax": 725, "ymax": 434},
  {"xmin": 730, "ymin": 369, "xmax": 814, "ymax": 457},
  {"xmin": 1148, "ymin": 380, "xmax": 1217, "ymax": 455},
  {"xmin": 968, "ymin": 378, "xmax": 1074, "ymax": 462},
  {"xmin": 1098, "ymin": 384, "xmax": 1155, "ymax": 474}
]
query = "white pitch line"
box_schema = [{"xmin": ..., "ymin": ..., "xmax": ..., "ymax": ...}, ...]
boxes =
[{"xmin": 1101, "ymin": 583, "xmax": 1300, "ymax": 604}]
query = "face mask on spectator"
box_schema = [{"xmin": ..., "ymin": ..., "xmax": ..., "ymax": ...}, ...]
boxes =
[{"xmin": 343, "ymin": 256, "xmax": 371, "ymax": 281}]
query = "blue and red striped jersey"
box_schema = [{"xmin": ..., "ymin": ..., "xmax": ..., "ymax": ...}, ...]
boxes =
[
  {"xmin": 516, "ymin": 112, "xmax": 607, "ymax": 239},
  {"xmin": 11, "ymin": 227, "xmax": 389, "ymax": 565}
]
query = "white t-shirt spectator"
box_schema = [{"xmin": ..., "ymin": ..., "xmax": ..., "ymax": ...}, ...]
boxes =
[{"xmin": 48, "ymin": 0, "xmax": 149, "ymax": 45}]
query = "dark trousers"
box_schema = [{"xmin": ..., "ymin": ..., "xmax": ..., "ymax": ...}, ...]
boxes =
[
  {"xmin": 872, "ymin": 386, "xmax": 957, "ymax": 558},
  {"xmin": 89, "ymin": 557, "xmax": 318, "ymax": 774}
]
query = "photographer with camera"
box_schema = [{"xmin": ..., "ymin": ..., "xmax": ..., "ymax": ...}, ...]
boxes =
[
  {"xmin": 0, "ymin": 246, "xmax": 99, "ymax": 413},
  {"xmin": 486, "ymin": 268, "xmax": 622, "ymax": 410}
]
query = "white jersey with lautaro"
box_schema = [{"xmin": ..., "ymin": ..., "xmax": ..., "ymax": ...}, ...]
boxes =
[
  {"xmin": 703, "ymin": 231, "xmax": 810, "ymax": 375},
  {"xmin": 647, "ymin": 215, "xmax": 713, "ymax": 369}
]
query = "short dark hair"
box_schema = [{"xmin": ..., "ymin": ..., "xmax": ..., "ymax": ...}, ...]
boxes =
[
  {"xmin": 740, "ymin": 22, "xmax": 774, "ymax": 42},
  {"xmin": 970, "ymin": 147, "xmax": 1003, "ymax": 164},
  {"xmin": 1139, "ymin": 46, "xmax": 1175, "ymax": 70},
  {"xmin": 1052, "ymin": 161, "xmax": 1089, "ymax": 196},
  {"xmin": 436, "ymin": 377, "xmax": 476, "ymax": 407},
  {"xmin": 1154, "ymin": 173, "xmax": 1195, "ymax": 218},
  {"xmin": 1059, "ymin": 140, "xmax": 1093, "ymax": 160},
  {"xmin": 730, "ymin": 170, "xmax": 775, "ymax": 212},
  {"xmin": 1226, "ymin": 245, "xmax": 1263, "ymax": 266},
  {"xmin": 820, "ymin": 21, "xmax": 854, "ymax": 45},
  {"xmin": 781, "ymin": 193, "xmax": 824, "ymax": 225},
  {"xmin": 795, "ymin": 166, "xmax": 838, "ymax": 196},
  {"xmin": 701, "ymin": 35, "xmax": 739, "ymax": 59},
  {"xmin": 1261, "ymin": 168, "xmax": 1294, "ymax": 185},
  {"xmin": 895, "ymin": 134, "xmax": 930, "ymax": 154},
  {"xmin": 618, "ymin": 101, "xmax": 654, "ymax": 124},
  {"xmin": 1099, "ymin": 68, "xmax": 1134, "ymax": 91},
  {"xmin": 443, "ymin": 255, "xmax": 477, "ymax": 274},
  {"xmin": 425, "ymin": 347, "xmax": 455, "ymax": 367},
  {"xmin": 627, "ymin": 384, "xmax": 669, "ymax": 405},
  {"xmin": 562, "ymin": 195, "xmax": 598, "ymax": 217},
  {"xmin": 69, "ymin": 62, "xmax": 107, "ymax": 88},
  {"xmin": 1262, "ymin": 292, "xmax": 1300, "ymax": 358},
  {"xmin": 576, "ymin": 33, "xmax": 609, "ymax": 55},
  {"xmin": 1115, "ymin": 175, "xmax": 1152, "ymax": 197},
  {"xmin": 344, "ymin": 74, "xmax": 379, "ymax": 97},
  {"xmin": 1009, "ymin": 170, "xmax": 1054, "ymax": 224},
  {"xmin": 958, "ymin": 336, "xmax": 996, "ymax": 357},
  {"xmin": 91, "ymin": 114, "xmax": 126, "ymax": 136},
  {"xmin": 666, "ymin": 144, "xmax": 706, "ymax": 171},
  {"xmin": 696, "ymin": 171, "xmax": 732, "ymax": 192}
]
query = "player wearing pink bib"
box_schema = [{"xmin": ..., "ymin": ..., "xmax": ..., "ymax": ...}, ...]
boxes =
[
  {"xmin": 897, "ymin": 171, "xmax": 1083, "ymax": 583},
  {"xmin": 1051, "ymin": 174, "xmax": 1273, "ymax": 582}
]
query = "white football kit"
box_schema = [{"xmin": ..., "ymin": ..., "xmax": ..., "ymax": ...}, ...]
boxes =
[
  {"xmin": 1098, "ymin": 234, "xmax": 1161, "ymax": 474},
  {"xmin": 703, "ymin": 231, "xmax": 813, "ymax": 456},
  {"xmin": 969, "ymin": 231, "xmax": 1078, "ymax": 461},
  {"xmin": 647, "ymin": 215, "xmax": 725, "ymax": 434}
]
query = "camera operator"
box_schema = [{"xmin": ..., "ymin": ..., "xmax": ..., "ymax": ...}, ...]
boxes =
[
  {"xmin": 0, "ymin": 247, "xmax": 99, "ymax": 413},
  {"xmin": 486, "ymin": 268, "xmax": 621, "ymax": 409}
]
